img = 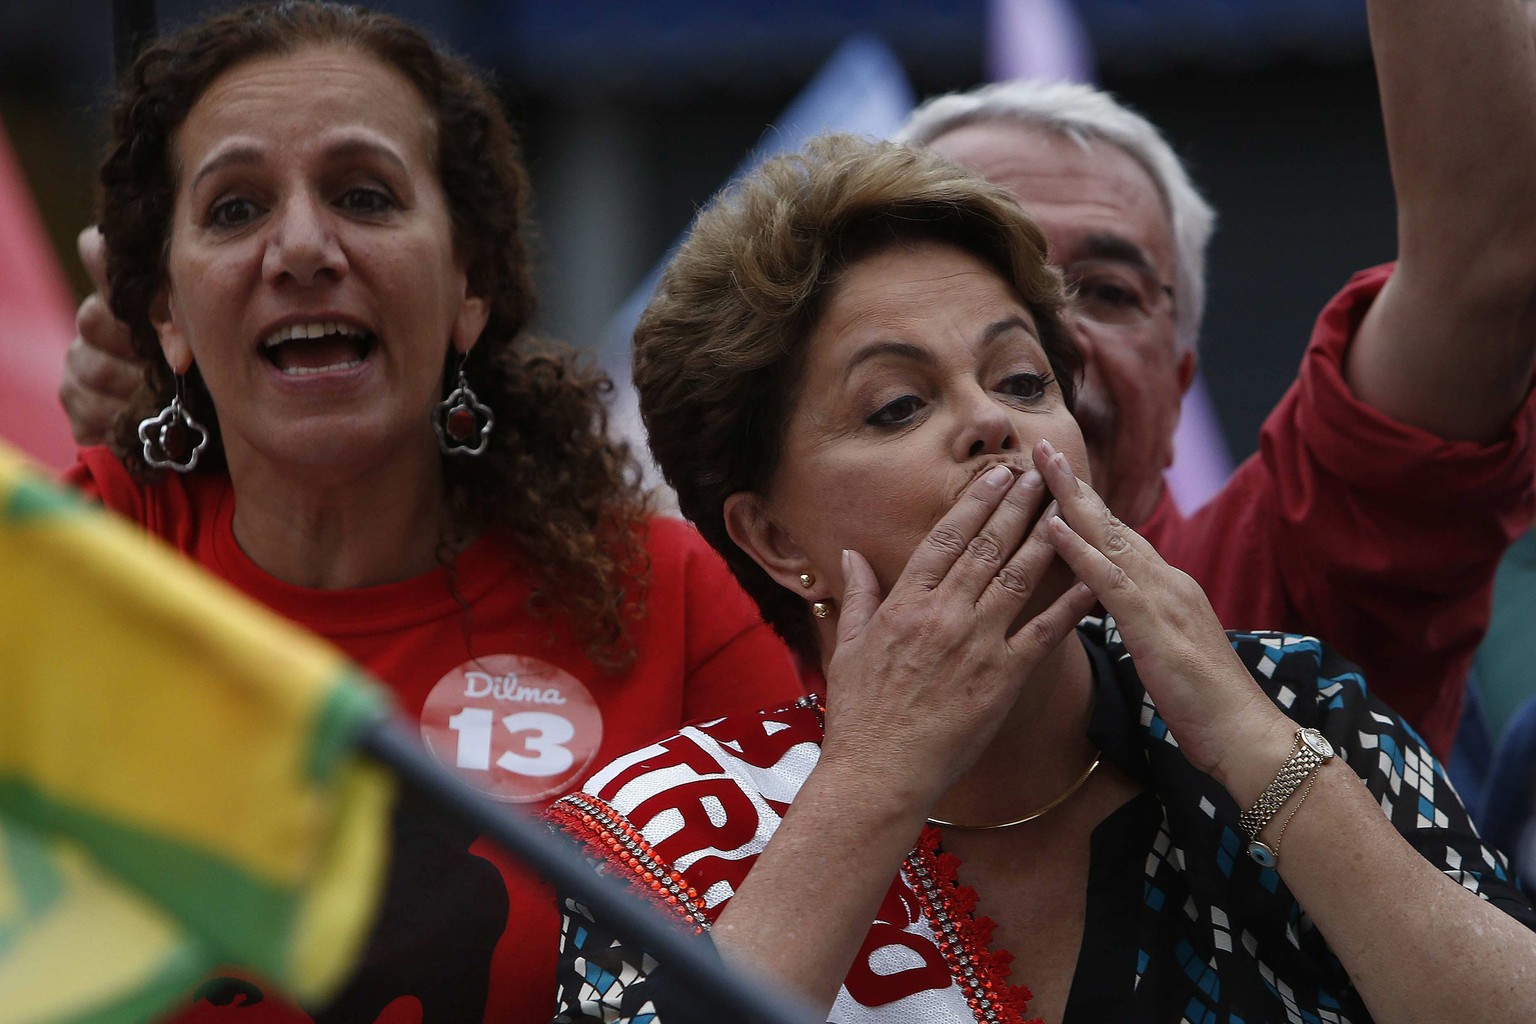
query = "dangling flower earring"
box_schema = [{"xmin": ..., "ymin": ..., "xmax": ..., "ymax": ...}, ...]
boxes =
[
  {"xmin": 434, "ymin": 357, "xmax": 494, "ymax": 456},
  {"xmin": 138, "ymin": 374, "xmax": 209, "ymax": 473}
]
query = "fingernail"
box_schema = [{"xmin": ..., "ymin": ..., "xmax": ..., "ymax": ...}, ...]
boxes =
[
  {"xmin": 841, "ymin": 548, "xmax": 852, "ymax": 574},
  {"xmin": 981, "ymin": 465, "xmax": 1013, "ymax": 490},
  {"xmin": 1053, "ymin": 452, "xmax": 1072, "ymax": 474},
  {"xmin": 1042, "ymin": 500, "xmax": 1061, "ymax": 521},
  {"xmin": 1016, "ymin": 468, "xmax": 1043, "ymax": 492}
]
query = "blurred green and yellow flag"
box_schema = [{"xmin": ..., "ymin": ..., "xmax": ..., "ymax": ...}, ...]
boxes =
[{"xmin": 0, "ymin": 444, "xmax": 394, "ymax": 1024}]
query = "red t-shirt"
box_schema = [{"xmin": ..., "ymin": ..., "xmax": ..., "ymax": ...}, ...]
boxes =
[
  {"xmin": 66, "ymin": 449, "xmax": 803, "ymax": 1024},
  {"xmin": 1141, "ymin": 264, "xmax": 1536, "ymax": 757}
]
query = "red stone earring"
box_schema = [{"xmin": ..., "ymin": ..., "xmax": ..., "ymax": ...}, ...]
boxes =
[
  {"xmin": 434, "ymin": 360, "xmax": 494, "ymax": 456},
  {"xmin": 137, "ymin": 373, "xmax": 209, "ymax": 473}
]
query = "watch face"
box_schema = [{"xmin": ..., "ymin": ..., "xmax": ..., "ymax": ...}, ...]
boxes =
[{"xmin": 1300, "ymin": 728, "xmax": 1334, "ymax": 759}]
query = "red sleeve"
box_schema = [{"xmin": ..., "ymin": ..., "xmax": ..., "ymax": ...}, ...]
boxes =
[
  {"xmin": 60, "ymin": 445, "xmax": 209, "ymax": 555},
  {"xmin": 61, "ymin": 445, "xmax": 143, "ymax": 516},
  {"xmin": 645, "ymin": 519, "xmax": 804, "ymax": 723},
  {"xmin": 1151, "ymin": 263, "xmax": 1536, "ymax": 756}
]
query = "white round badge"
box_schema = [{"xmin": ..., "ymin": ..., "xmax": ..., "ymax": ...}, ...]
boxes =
[{"xmin": 420, "ymin": 654, "xmax": 603, "ymax": 803}]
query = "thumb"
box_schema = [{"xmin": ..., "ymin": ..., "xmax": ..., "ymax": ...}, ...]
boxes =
[
  {"xmin": 835, "ymin": 548, "xmax": 882, "ymax": 647},
  {"xmin": 77, "ymin": 225, "xmax": 110, "ymax": 297}
]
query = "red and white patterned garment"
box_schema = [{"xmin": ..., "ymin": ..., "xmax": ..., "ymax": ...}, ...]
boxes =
[{"xmin": 551, "ymin": 695, "xmax": 1038, "ymax": 1024}]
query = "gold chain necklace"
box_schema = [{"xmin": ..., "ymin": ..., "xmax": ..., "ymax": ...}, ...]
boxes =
[{"xmin": 926, "ymin": 753, "xmax": 1102, "ymax": 831}]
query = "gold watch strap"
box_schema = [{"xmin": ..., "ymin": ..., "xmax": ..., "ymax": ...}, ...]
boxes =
[{"xmin": 1239, "ymin": 727, "xmax": 1331, "ymax": 842}]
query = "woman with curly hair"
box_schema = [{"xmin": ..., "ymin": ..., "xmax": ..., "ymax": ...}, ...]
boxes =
[{"xmin": 62, "ymin": 3, "xmax": 800, "ymax": 1022}]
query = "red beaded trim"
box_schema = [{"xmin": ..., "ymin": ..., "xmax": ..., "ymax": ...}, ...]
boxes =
[
  {"xmin": 906, "ymin": 826, "xmax": 1040, "ymax": 1024},
  {"xmin": 548, "ymin": 793, "xmax": 710, "ymax": 934}
]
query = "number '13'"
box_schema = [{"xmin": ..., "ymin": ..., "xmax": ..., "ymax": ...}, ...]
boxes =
[{"xmin": 447, "ymin": 708, "xmax": 575, "ymax": 778}]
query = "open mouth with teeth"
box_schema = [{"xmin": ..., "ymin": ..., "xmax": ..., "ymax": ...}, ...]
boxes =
[{"xmin": 260, "ymin": 320, "xmax": 377, "ymax": 375}]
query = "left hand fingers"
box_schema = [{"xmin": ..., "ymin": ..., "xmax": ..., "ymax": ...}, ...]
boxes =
[
  {"xmin": 1050, "ymin": 508, "xmax": 1287, "ymax": 778},
  {"xmin": 1033, "ymin": 438, "xmax": 1159, "ymax": 572},
  {"xmin": 1045, "ymin": 512, "xmax": 1149, "ymax": 624}
]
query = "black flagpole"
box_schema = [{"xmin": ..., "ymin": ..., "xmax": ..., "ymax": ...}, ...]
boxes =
[
  {"xmin": 361, "ymin": 721, "xmax": 817, "ymax": 1024},
  {"xmin": 111, "ymin": 0, "xmax": 158, "ymax": 78}
]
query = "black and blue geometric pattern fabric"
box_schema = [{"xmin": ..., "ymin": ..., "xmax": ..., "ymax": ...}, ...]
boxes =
[
  {"xmin": 555, "ymin": 897, "xmax": 662, "ymax": 1024},
  {"xmin": 1069, "ymin": 619, "xmax": 1534, "ymax": 1024}
]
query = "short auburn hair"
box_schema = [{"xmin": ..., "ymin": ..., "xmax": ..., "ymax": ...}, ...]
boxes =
[{"xmin": 635, "ymin": 134, "xmax": 1081, "ymax": 660}]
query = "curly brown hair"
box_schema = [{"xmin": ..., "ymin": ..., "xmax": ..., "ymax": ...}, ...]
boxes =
[
  {"xmin": 634, "ymin": 134, "xmax": 1082, "ymax": 662},
  {"xmin": 98, "ymin": 1, "xmax": 649, "ymax": 668}
]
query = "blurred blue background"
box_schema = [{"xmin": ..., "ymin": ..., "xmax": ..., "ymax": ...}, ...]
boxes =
[{"xmin": 0, "ymin": 0, "xmax": 1393, "ymax": 462}]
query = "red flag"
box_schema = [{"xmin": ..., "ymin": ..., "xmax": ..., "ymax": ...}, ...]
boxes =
[{"xmin": 0, "ymin": 114, "xmax": 76, "ymax": 468}]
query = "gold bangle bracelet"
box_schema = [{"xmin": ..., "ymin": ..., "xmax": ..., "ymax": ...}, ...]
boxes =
[{"xmin": 1255, "ymin": 767, "xmax": 1322, "ymax": 865}]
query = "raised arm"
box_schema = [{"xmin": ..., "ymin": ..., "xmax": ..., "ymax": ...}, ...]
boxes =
[
  {"xmin": 1346, "ymin": 0, "xmax": 1536, "ymax": 440},
  {"xmin": 1043, "ymin": 440, "xmax": 1536, "ymax": 1024}
]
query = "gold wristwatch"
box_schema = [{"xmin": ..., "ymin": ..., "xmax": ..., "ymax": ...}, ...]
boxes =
[{"xmin": 1239, "ymin": 727, "xmax": 1334, "ymax": 868}]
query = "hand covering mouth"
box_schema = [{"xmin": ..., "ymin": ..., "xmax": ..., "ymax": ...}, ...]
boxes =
[{"xmin": 260, "ymin": 321, "xmax": 376, "ymax": 375}]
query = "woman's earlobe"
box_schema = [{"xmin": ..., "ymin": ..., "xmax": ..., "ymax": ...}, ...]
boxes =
[
  {"xmin": 150, "ymin": 287, "xmax": 194, "ymax": 373},
  {"xmin": 452, "ymin": 292, "xmax": 491, "ymax": 355},
  {"xmin": 723, "ymin": 491, "xmax": 815, "ymax": 594}
]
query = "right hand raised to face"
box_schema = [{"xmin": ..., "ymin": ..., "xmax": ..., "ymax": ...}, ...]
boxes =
[
  {"xmin": 820, "ymin": 463, "xmax": 1098, "ymax": 803},
  {"xmin": 59, "ymin": 226, "xmax": 144, "ymax": 446}
]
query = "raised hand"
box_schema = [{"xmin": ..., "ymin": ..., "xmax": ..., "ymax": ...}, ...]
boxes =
[
  {"xmin": 1036, "ymin": 438, "xmax": 1291, "ymax": 780},
  {"xmin": 822, "ymin": 461, "xmax": 1099, "ymax": 802},
  {"xmin": 59, "ymin": 226, "xmax": 143, "ymax": 446}
]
